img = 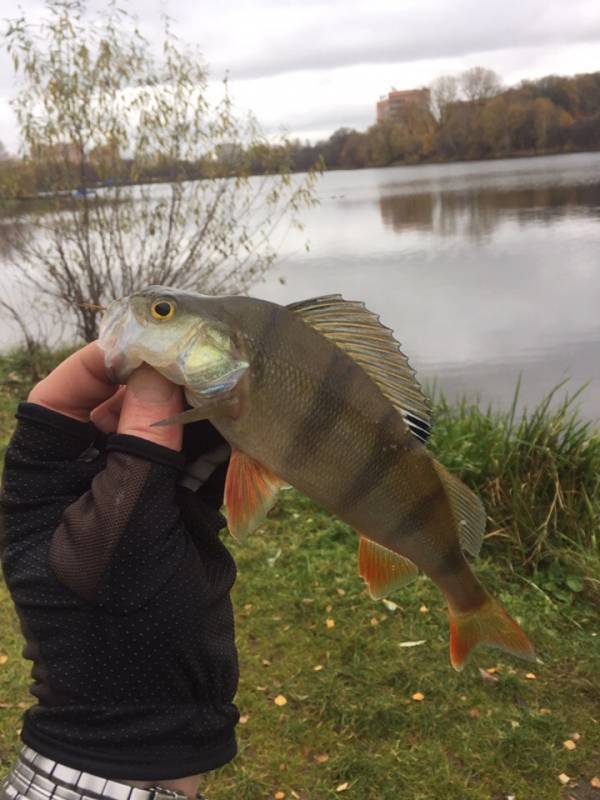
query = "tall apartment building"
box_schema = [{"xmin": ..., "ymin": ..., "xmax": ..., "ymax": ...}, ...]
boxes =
[{"xmin": 376, "ymin": 88, "xmax": 431, "ymax": 123}]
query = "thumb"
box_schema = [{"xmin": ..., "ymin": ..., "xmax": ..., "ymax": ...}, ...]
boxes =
[{"xmin": 118, "ymin": 364, "xmax": 184, "ymax": 451}]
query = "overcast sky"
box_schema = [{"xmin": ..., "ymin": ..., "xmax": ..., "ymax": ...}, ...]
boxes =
[{"xmin": 1, "ymin": 0, "xmax": 600, "ymax": 152}]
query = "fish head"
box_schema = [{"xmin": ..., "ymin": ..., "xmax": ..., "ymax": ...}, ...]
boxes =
[{"xmin": 98, "ymin": 285, "xmax": 249, "ymax": 395}]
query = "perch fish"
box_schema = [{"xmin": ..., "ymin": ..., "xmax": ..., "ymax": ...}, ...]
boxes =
[{"xmin": 98, "ymin": 286, "xmax": 536, "ymax": 670}]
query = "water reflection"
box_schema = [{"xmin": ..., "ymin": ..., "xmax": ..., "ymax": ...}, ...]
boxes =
[
  {"xmin": 2, "ymin": 152, "xmax": 600, "ymax": 421},
  {"xmin": 378, "ymin": 182, "xmax": 600, "ymax": 240}
]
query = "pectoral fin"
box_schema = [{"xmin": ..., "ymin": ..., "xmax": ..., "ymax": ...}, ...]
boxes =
[
  {"xmin": 358, "ymin": 536, "xmax": 418, "ymax": 599},
  {"xmin": 151, "ymin": 394, "xmax": 239, "ymax": 427},
  {"xmin": 224, "ymin": 450, "xmax": 288, "ymax": 541}
]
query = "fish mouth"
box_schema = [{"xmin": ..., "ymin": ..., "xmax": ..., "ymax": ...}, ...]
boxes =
[{"xmin": 98, "ymin": 298, "xmax": 145, "ymax": 383}]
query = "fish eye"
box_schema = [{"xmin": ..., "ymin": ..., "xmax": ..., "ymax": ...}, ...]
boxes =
[{"xmin": 150, "ymin": 299, "xmax": 176, "ymax": 321}]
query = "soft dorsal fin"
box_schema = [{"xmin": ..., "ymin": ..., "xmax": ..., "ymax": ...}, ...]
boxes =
[
  {"xmin": 288, "ymin": 295, "xmax": 431, "ymax": 443},
  {"xmin": 432, "ymin": 459, "xmax": 486, "ymax": 557}
]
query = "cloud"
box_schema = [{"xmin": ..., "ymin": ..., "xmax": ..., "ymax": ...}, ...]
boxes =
[
  {"xmin": 0, "ymin": 0, "xmax": 599, "ymax": 151},
  {"xmin": 191, "ymin": 0, "xmax": 600, "ymax": 80}
]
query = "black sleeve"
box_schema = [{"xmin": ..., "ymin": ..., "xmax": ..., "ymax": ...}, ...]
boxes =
[
  {"xmin": 1, "ymin": 402, "xmax": 239, "ymax": 780},
  {"xmin": 2, "ymin": 403, "xmax": 226, "ymax": 612}
]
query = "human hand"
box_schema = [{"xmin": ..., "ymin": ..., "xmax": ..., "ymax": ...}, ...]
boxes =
[{"xmin": 28, "ymin": 342, "xmax": 184, "ymax": 451}]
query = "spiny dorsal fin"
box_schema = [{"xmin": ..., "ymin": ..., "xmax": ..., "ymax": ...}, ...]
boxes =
[
  {"xmin": 288, "ymin": 295, "xmax": 431, "ymax": 443},
  {"xmin": 432, "ymin": 459, "xmax": 486, "ymax": 557},
  {"xmin": 358, "ymin": 535, "xmax": 419, "ymax": 599}
]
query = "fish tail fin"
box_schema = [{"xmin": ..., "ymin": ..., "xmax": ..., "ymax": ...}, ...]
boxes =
[{"xmin": 449, "ymin": 594, "xmax": 536, "ymax": 671}]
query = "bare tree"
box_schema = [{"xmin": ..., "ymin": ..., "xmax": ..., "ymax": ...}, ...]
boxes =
[
  {"xmin": 430, "ymin": 75, "xmax": 460, "ymax": 125},
  {"xmin": 3, "ymin": 0, "xmax": 319, "ymax": 342},
  {"xmin": 460, "ymin": 66, "xmax": 502, "ymax": 105}
]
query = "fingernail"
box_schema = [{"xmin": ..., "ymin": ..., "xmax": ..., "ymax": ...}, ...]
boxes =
[{"xmin": 128, "ymin": 364, "xmax": 178, "ymax": 403}]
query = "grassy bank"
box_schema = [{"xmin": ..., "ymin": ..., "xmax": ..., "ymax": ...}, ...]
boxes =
[{"xmin": 1, "ymin": 351, "xmax": 599, "ymax": 799}]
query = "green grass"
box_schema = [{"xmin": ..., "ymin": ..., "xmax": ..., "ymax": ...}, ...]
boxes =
[{"xmin": 1, "ymin": 352, "xmax": 599, "ymax": 798}]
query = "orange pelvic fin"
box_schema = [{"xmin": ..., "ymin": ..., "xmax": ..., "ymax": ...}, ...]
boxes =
[
  {"xmin": 224, "ymin": 449, "xmax": 287, "ymax": 541},
  {"xmin": 449, "ymin": 595, "xmax": 536, "ymax": 671},
  {"xmin": 358, "ymin": 536, "xmax": 418, "ymax": 599}
]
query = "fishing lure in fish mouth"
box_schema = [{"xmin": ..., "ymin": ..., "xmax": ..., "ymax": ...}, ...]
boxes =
[{"xmin": 99, "ymin": 285, "xmax": 536, "ymax": 671}]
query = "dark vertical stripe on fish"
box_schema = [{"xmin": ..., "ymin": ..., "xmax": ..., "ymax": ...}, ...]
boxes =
[
  {"xmin": 402, "ymin": 481, "xmax": 447, "ymax": 533},
  {"xmin": 289, "ymin": 349, "xmax": 356, "ymax": 466},
  {"xmin": 249, "ymin": 305, "xmax": 281, "ymax": 385},
  {"xmin": 437, "ymin": 547, "xmax": 467, "ymax": 576},
  {"xmin": 338, "ymin": 408, "xmax": 407, "ymax": 510},
  {"xmin": 259, "ymin": 304, "xmax": 281, "ymax": 356}
]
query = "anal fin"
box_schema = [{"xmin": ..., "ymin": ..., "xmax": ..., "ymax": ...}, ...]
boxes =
[
  {"xmin": 358, "ymin": 536, "xmax": 418, "ymax": 599},
  {"xmin": 224, "ymin": 450, "xmax": 287, "ymax": 541}
]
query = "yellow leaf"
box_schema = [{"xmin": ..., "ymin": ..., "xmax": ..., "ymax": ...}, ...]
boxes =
[
  {"xmin": 336, "ymin": 588, "xmax": 346, "ymax": 596},
  {"xmin": 0, "ymin": 655, "xmax": 8, "ymax": 665},
  {"xmin": 274, "ymin": 694, "xmax": 287, "ymax": 706},
  {"xmin": 325, "ymin": 618, "xmax": 335, "ymax": 629},
  {"xmin": 558, "ymin": 774, "xmax": 571, "ymax": 785},
  {"xmin": 314, "ymin": 753, "xmax": 329, "ymax": 764},
  {"xmin": 570, "ymin": 732, "xmax": 581, "ymax": 741},
  {"xmin": 313, "ymin": 664, "xmax": 324, "ymax": 671},
  {"xmin": 411, "ymin": 692, "xmax": 425, "ymax": 702},
  {"xmin": 274, "ymin": 792, "xmax": 285, "ymax": 799},
  {"xmin": 563, "ymin": 739, "xmax": 576, "ymax": 751},
  {"xmin": 590, "ymin": 777, "xmax": 600, "ymax": 788},
  {"xmin": 336, "ymin": 783, "xmax": 349, "ymax": 792},
  {"xmin": 370, "ymin": 617, "xmax": 379, "ymax": 626},
  {"xmin": 525, "ymin": 672, "xmax": 537, "ymax": 680},
  {"xmin": 239, "ymin": 714, "xmax": 249, "ymax": 724},
  {"xmin": 419, "ymin": 605, "xmax": 429, "ymax": 614}
]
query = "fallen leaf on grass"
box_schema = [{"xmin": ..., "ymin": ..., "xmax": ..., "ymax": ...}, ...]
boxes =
[
  {"xmin": 398, "ymin": 640, "xmax": 426, "ymax": 648},
  {"xmin": 325, "ymin": 618, "xmax": 335, "ymax": 629},
  {"xmin": 336, "ymin": 783, "xmax": 349, "ymax": 792},
  {"xmin": 525, "ymin": 672, "xmax": 537, "ymax": 680},
  {"xmin": 558, "ymin": 773, "xmax": 571, "ymax": 785},
  {"xmin": 274, "ymin": 694, "xmax": 287, "ymax": 706},
  {"xmin": 381, "ymin": 599, "xmax": 399, "ymax": 611},
  {"xmin": 590, "ymin": 776, "xmax": 600, "ymax": 788},
  {"xmin": 411, "ymin": 692, "xmax": 425, "ymax": 702},
  {"xmin": 313, "ymin": 665, "xmax": 324, "ymax": 672},
  {"xmin": 479, "ymin": 667, "xmax": 499, "ymax": 684},
  {"xmin": 563, "ymin": 739, "xmax": 576, "ymax": 750},
  {"xmin": 370, "ymin": 617, "xmax": 379, "ymax": 626},
  {"xmin": 570, "ymin": 732, "xmax": 581, "ymax": 741},
  {"xmin": 274, "ymin": 793, "xmax": 285, "ymax": 799},
  {"xmin": 314, "ymin": 753, "xmax": 329, "ymax": 764},
  {"xmin": 239, "ymin": 714, "xmax": 249, "ymax": 724},
  {"xmin": 0, "ymin": 655, "xmax": 8, "ymax": 665},
  {"xmin": 419, "ymin": 605, "xmax": 429, "ymax": 614},
  {"xmin": 469, "ymin": 708, "xmax": 481, "ymax": 719}
]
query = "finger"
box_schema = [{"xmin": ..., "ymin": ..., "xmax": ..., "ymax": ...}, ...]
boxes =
[
  {"xmin": 28, "ymin": 342, "xmax": 117, "ymax": 422},
  {"xmin": 90, "ymin": 386, "xmax": 126, "ymax": 434},
  {"xmin": 118, "ymin": 364, "xmax": 184, "ymax": 451}
]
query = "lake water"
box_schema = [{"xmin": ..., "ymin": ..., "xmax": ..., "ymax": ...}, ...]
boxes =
[
  {"xmin": 253, "ymin": 152, "xmax": 600, "ymax": 422},
  {"xmin": 2, "ymin": 152, "xmax": 600, "ymax": 421}
]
